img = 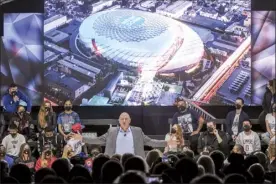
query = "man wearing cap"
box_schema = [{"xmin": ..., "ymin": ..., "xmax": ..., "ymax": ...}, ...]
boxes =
[{"xmin": 2, "ymin": 83, "xmax": 32, "ymax": 114}]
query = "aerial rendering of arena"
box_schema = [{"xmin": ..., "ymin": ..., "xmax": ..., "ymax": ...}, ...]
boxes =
[
  {"xmin": 43, "ymin": 0, "xmax": 252, "ymax": 106},
  {"xmin": 78, "ymin": 9, "xmax": 204, "ymax": 73}
]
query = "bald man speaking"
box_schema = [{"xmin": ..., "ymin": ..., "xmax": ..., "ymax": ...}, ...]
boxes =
[{"xmin": 83, "ymin": 112, "xmax": 169, "ymax": 158}]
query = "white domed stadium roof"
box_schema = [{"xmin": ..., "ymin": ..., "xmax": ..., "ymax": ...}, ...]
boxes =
[{"xmin": 78, "ymin": 9, "xmax": 204, "ymax": 72}]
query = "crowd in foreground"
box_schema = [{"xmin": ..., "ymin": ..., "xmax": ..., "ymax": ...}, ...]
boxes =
[{"xmin": 1, "ymin": 141, "xmax": 276, "ymax": 184}]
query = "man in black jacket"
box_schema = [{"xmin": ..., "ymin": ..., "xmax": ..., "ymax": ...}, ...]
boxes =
[
  {"xmin": 225, "ymin": 97, "xmax": 249, "ymax": 141},
  {"xmin": 198, "ymin": 121, "xmax": 228, "ymax": 155}
]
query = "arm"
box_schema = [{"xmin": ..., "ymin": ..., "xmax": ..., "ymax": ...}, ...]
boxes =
[
  {"xmin": 57, "ymin": 114, "xmax": 66, "ymax": 137},
  {"xmin": 196, "ymin": 116, "xmax": 204, "ymax": 133},
  {"xmin": 2, "ymin": 95, "xmax": 18, "ymax": 113},
  {"xmin": 143, "ymin": 131, "xmax": 167, "ymax": 148},
  {"xmin": 197, "ymin": 133, "xmax": 204, "ymax": 154},
  {"xmin": 235, "ymin": 133, "xmax": 242, "ymax": 145},
  {"xmin": 82, "ymin": 132, "xmax": 108, "ymax": 145},
  {"xmin": 164, "ymin": 134, "xmax": 170, "ymax": 153},
  {"xmin": 37, "ymin": 114, "xmax": 42, "ymax": 133},
  {"xmin": 35, "ymin": 158, "xmax": 41, "ymax": 171},
  {"xmin": 254, "ymin": 133, "xmax": 261, "ymax": 152},
  {"xmin": 74, "ymin": 112, "xmax": 81, "ymax": 124},
  {"xmin": 265, "ymin": 115, "xmax": 273, "ymax": 136},
  {"xmin": 218, "ymin": 132, "xmax": 229, "ymax": 155},
  {"xmin": 17, "ymin": 91, "xmax": 32, "ymax": 112},
  {"xmin": 56, "ymin": 134, "xmax": 64, "ymax": 158}
]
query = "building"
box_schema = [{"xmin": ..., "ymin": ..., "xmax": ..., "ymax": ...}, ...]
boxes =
[
  {"xmin": 104, "ymin": 72, "xmax": 123, "ymax": 99},
  {"xmin": 199, "ymin": 8, "xmax": 219, "ymax": 19},
  {"xmin": 92, "ymin": 0, "xmax": 114, "ymax": 13},
  {"xmin": 45, "ymin": 29, "xmax": 70, "ymax": 44},
  {"xmin": 44, "ymin": 14, "xmax": 67, "ymax": 33},
  {"xmin": 45, "ymin": 71, "xmax": 90, "ymax": 100},
  {"xmin": 156, "ymin": 1, "xmax": 192, "ymax": 18}
]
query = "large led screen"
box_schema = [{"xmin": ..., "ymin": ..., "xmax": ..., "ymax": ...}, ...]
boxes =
[{"xmin": 1, "ymin": 1, "xmax": 275, "ymax": 106}]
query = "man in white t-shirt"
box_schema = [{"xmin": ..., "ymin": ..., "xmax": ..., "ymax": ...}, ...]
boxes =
[
  {"xmin": 261, "ymin": 103, "xmax": 276, "ymax": 144},
  {"xmin": 1, "ymin": 123, "xmax": 26, "ymax": 158},
  {"xmin": 236, "ymin": 120, "xmax": 261, "ymax": 155}
]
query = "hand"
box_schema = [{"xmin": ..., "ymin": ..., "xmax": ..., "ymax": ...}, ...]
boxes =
[
  {"xmin": 13, "ymin": 96, "xmax": 19, "ymax": 102},
  {"xmin": 41, "ymin": 159, "xmax": 48, "ymax": 167},
  {"xmin": 26, "ymin": 111, "xmax": 30, "ymax": 114},
  {"xmin": 232, "ymin": 135, "xmax": 237, "ymax": 141},
  {"xmin": 191, "ymin": 131, "xmax": 199, "ymax": 136},
  {"xmin": 213, "ymin": 129, "xmax": 218, "ymax": 135}
]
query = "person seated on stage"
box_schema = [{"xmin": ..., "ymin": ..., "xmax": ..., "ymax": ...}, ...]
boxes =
[
  {"xmin": 57, "ymin": 99, "xmax": 81, "ymax": 140},
  {"xmin": 14, "ymin": 143, "xmax": 36, "ymax": 173},
  {"xmin": 0, "ymin": 144, "xmax": 14, "ymax": 168},
  {"xmin": 9, "ymin": 105, "xmax": 35, "ymax": 141},
  {"xmin": 197, "ymin": 121, "xmax": 228, "ymax": 155},
  {"xmin": 225, "ymin": 97, "xmax": 249, "ymax": 142},
  {"xmin": 83, "ymin": 112, "xmax": 170, "ymax": 158},
  {"xmin": 35, "ymin": 144, "xmax": 57, "ymax": 171},
  {"xmin": 164, "ymin": 124, "xmax": 184, "ymax": 153},
  {"xmin": 37, "ymin": 101, "xmax": 57, "ymax": 134},
  {"xmin": 261, "ymin": 103, "xmax": 276, "ymax": 145},
  {"xmin": 37, "ymin": 126, "xmax": 63, "ymax": 158},
  {"xmin": 1, "ymin": 123, "xmax": 26, "ymax": 159},
  {"xmin": 235, "ymin": 120, "xmax": 261, "ymax": 155},
  {"xmin": 171, "ymin": 97, "xmax": 204, "ymax": 153},
  {"xmin": 2, "ymin": 83, "xmax": 32, "ymax": 114}
]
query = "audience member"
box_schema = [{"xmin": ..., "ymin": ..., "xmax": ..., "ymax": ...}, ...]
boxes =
[
  {"xmin": 182, "ymin": 147, "xmax": 195, "ymax": 159},
  {"xmin": 2, "ymin": 176, "xmax": 19, "ymax": 184},
  {"xmin": 121, "ymin": 153, "xmax": 134, "ymax": 166},
  {"xmin": 37, "ymin": 101, "xmax": 57, "ymax": 134},
  {"xmin": 124, "ymin": 156, "xmax": 148, "ymax": 173},
  {"xmin": 1, "ymin": 161, "xmax": 9, "ymax": 182},
  {"xmin": 10, "ymin": 164, "xmax": 32, "ymax": 184},
  {"xmin": 248, "ymin": 163, "xmax": 270, "ymax": 184},
  {"xmin": 145, "ymin": 149, "xmax": 162, "ymax": 168},
  {"xmin": 172, "ymin": 97, "xmax": 204, "ymax": 153},
  {"xmin": 91, "ymin": 155, "xmax": 110, "ymax": 183},
  {"xmin": 223, "ymin": 153, "xmax": 246, "ymax": 175},
  {"xmin": 190, "ymin": 174, "xmax": 223, "ymax": 184},
  {"xmin": 68, "ymin": 164, "xmax": 92, "ymax": 182},
  {"xmin": 197, "ymin": 155, "xmax": 215, "ymax": 174},
  {"xmin": 166, "ymin": 154, "xmax": 179, "ymax": 167},
  {"xmin": 2, "ymin": 83, "xmax": 31, "ymax": 114},
  {"xmin": 51, "ymin": 158, "xmax": 71, "ymax": 181},
  {"xmin": 14, "ymin": 143, "xmax": 36, "ymax": 172},
  {"xmin": 35, "ymin": 144, "xmax": 57, "ymax": 171},
  {"xmin": 198, "ymin": 121, "xmax": 228, "ymax": 155},
  {"xmin": 236, "ymin": 120, "xmax": 261, "ymax": 155},
  {"xmin": 37, "ymin": 126, "xmax": 63, "ymax": 157},
  {"xmin": 1, "ymin": 123, "xmax": 26, "ymax": 159},
  {"xmin": 57, "ymin": 99, "xmax": 81, "ymax": 140},
  {"xmin": 259, "ymin": 79, "xmax": 276, "ymax": 131},
  {"xmin": 0, "ymin": 144, "xmax": 14, "ymax": 168},
  {"xmin": 198, "ymin": 165, "xmax": 205, "ymax": 176},
  {"xmin": 34, "ymin": 168, "xmax": 56, "ymax": 183},
  {"xmin": 225, "ymin": 97, "xmax": 249, "ymax": 141},
  {"xmin": 224, "ymin": 173, "xmax": 247, "ymax": 184},
  {"xmin": 101, "ymin": 160, "xmax": 123, "ymax": 183},
  {"xmin": 164, "ymin": 124, "xmax": 184, "ymax": 153},
  {"xmin": 231, "ymin": 144, "xmax": 246, "ymax": 155},
  {"xmin": 9, "ymin": 105, "xmax": 35, "ymax": 140},
  {"xmin": 114, "ymin": 170, "xmax": 147, "ymax": 183},
  {"xmin": 152, "ymin": 162, "xmax": 171, "ymax": 174},
  {"xmin": 70, "ymin": 176, "xmax": 90, "ymax": 184},
  {"xmin": 111, "ymin": 153, "xmax": 121, "ymax": 162},
  {"xmin": 244, "ymin": 154, "xmax": 259, "ymax": 170},
  {"xmin": 210, "ymin": 150, "xmax": 225, "ymax": 178},
  {"xmin": 162, "ymin": 168, "xmax": 182, "ymax": 183},
  {"xmin": 40, "ymin": 175, "xmax": 67, "ymax": 184},
  {"xmin": 175, "ymin": 157, "xmax": 199, "ymax": 183},
  {"xmin": 261, "ymin": 103, "xmax": 276, "ymax": 144},
  {"xmin": 254, "ymin": 151, "xmax": 268, "ymax": 170},
  {"xmin": 267, "ymin": 142, "xmax": 276, "ymax": 172}
]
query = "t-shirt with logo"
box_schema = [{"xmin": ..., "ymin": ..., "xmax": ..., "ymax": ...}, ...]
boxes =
[
  {"xmin": 57, "ymin": 111, "xmax": 81, "ymax": 134},
  {"xmin": 172, "ymin": 109, "xmax": 200, "ymax": 134},
  {"xmin": 232, "ymin": 113, "xmax": 240, "ymax": 136},
  {"xmin": 242, "ymin": 133, "xmax": 254, "ymax": 154},
  {"xmin": 265, "ymin": 113, "xmax": 276, "ymax": 133},
  {"xmin": 67, "ymin": 138, "xmax": 83, "ymax": 155},
  {"xmin": 1, "ymin": 134, "xmax": 26, "ymax": 157}
]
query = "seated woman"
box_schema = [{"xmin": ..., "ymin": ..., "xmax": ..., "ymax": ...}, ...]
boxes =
[
  {"xmin": 9, "ymin": 105, "xmax": 35, "ymax": 140},
  {"xmin": 164, "ymin": 124, "xmax": 184, "ymax": 153},
  {"xmin": 35, "ymin": 144, "xmax": 57, "ymax": 171},
  {"xmin": 37, "ymin": 101, "xmax": 57, "ymax": 134},
  {"xmin": 261, "ymin": 103, "xmax": 276, "ymax": 145},
  {"xmin": 14, "ymin": 143, "xmax": 36, "ymax": 173}
]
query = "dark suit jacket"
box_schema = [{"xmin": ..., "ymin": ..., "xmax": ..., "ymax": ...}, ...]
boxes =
[
  {"xmin": 83, "ymin": 126, "xmax": 167, "ymax": 158},
  {"xmin": 225, "ymin": 110, "xmax": 249, "ymax": 136}
]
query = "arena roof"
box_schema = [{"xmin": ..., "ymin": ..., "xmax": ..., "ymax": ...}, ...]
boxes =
[{"xmin": 78, "ymin": 9, "xmax": 204, "ymax": 72}]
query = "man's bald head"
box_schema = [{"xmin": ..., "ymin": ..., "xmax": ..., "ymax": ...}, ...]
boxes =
[{"xmin": 119, "ymin": 112, "xmax": 131, "ymax": 131}]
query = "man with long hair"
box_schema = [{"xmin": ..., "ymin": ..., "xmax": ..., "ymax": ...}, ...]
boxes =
[{"xmin": 37, "ymin": 101, "xmax": 57, "ymax": 134}]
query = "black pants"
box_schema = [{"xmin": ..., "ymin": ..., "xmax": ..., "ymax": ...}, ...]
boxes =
[
  {"xmin": 183, "ymin": 133, "xmax": 200, "ymax": 154},
  {"xmin": 258, "ymin": 111, "xmax": 267, "ymax": 131}
]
